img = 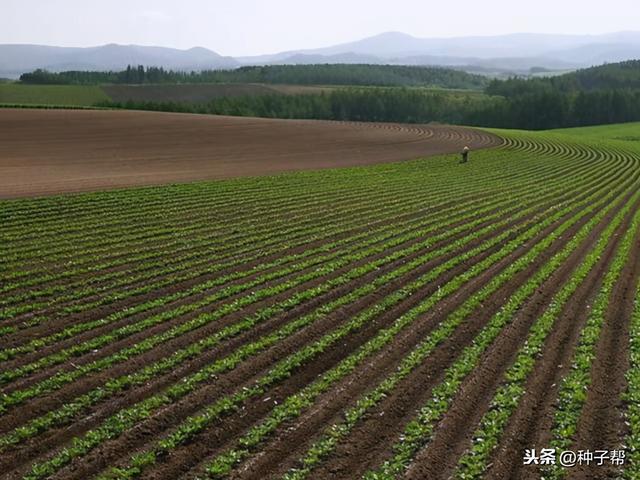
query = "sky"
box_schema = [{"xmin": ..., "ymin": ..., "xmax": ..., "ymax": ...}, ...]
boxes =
[{"xmin": 2, "ymin": 0, "xmax": 639, "ymax": 56}]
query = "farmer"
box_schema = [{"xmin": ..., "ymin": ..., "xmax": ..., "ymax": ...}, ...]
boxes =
[{"xmin": 460, "ymin": 146, "xmax": 470, "ymax": 164}]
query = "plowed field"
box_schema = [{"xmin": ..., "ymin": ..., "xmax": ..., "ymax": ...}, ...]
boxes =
[{"xmin": 0, "ymin": 109, "xmax": 498, "ymax": 198}]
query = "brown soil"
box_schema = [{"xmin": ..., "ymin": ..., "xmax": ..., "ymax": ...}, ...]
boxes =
[{"xmin": 0, "ymin": 108, "xmax": 500, "ymax": 199}]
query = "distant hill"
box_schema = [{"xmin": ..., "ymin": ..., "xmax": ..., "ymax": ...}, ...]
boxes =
[
  {"xmin": 2, "ymin": 32, "xmax": 640, "ymax": 78},
  {"xmin": 486, "ymin": 60, "xmax": 640, "ymax": 97},
  {"xmin": 0, "ymin": 44, "xmax": 238, "ymax": 78},
  {"xmin": 237, "ymin": 31, "xmax": 640, "ymax": 74}
]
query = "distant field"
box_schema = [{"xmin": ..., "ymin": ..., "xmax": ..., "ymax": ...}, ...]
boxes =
[
  {"xmin": 553, "ymin": 122, "xmax": 640, "ymax": 142},
  {"xmin": 0, "ymin": 82, "xmax": 484, "ymax": 110},
  {"xmin": 102, "ymin": 83, "xmax": 333, "ymax": 104},
  {"xmin": 0, "ymin": 84, "xmax": 109, "ymax": 106}
]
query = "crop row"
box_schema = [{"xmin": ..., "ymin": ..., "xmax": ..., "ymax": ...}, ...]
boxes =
[
  {"xmin": 279, "ymin": 168, "xmax": 637, "ymax": 480},
  {"xmin": 1, "ymin": 195, "xmax": 545, "ymax": 447},
  {"xmin": 360, "ymin": 165, "xmax": 638, "ymax": 480},
  {"xmin": 93, "ymin": 161, "xmax": 632, "ymax": 480},
  {"xmin": 453, "ymin": 189, "xmax": 640, "ymax": 479},
  {"xmin": 2, "ymin": 154, "xmax": 612, "ymax": 371},
  {"xmin": 2, "ymin": 144, "xmax": 591, "ymax": 305}
]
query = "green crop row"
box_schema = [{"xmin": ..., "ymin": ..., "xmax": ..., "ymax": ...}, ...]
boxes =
[
  {"xmin": 98, "ymin": 168, "xmax": 623, "ymax": 480},
  {"xmin": 1, "ymin": 139, "xmax": 596, "ymax": 278},
  {"xmin": 2, "ymin": 154, "xmax": 546, "ymax": 319},
  {"xmin": 282, "ymin": 172, "xmax": 637, "ymax": 480},
  {"xmin": 3, "ymin": 142, "xmax": 589, "ymax": 307},
  {"xmin": 361, "ymin": 175, "xmax": 635, "ymax": 479},
  {"xmin": 1, "ymin": 182, "xmax": 548, "ymax": 386},
  {"xmin": 623, "ymin": 275, "xmax": 640, "ymax": 479},
  {"xmin": 256, "ymin": 155, "xmax": 640, "ymax": 480},
  {"xmin": 543, "ymin": 197, "xmax": 640, "ymax": 480},
  {"xmin": 453, "ymin": 189, "xmax": 640, "ymax": 479},
  {"xmin": 1, "ymin": 194, "xmax": 542, "ymax": 445},
  {"xmin": 2, "ymin": 156, "xmax": 606, "ymax": 372},
  {"xmin": 20, "ymin": 174, "xmax": 584, "ymax": 480}
]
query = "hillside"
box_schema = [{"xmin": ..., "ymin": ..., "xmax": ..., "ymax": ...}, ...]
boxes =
[
  {"xmin": 0, "ymin": 44, "xmax": 238, "ymax": 78},
  {"xmin": 487, "ymin": 60, "xmax": 640, "ymax": 96},
  {"xmin": 237, "ymin": 31, "xmax": 640, "ymax": 72}
]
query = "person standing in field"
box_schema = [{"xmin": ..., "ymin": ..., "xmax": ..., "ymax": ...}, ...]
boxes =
[{"xmin": 460, "ymin": 145, "xmax": 470, "ymax": 164}]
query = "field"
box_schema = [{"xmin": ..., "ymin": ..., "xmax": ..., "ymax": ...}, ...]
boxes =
[
  {"xmin": 0, "ymin": 84, "xmax": 109, "ymax": 107},
  {"xmin": 1, "ymin": 118, "xmax": 640, "ymax": 480},
  {"xmin": 0, "ymin": 109, "xmax": 499, "ymax": 198},
  {"xmin": 102, "ymin": 84, "xmax": 334, "ymax": 104},
  {"xmin": 0, "ymin": 84, "xmax": 332, "ymax": 108}
]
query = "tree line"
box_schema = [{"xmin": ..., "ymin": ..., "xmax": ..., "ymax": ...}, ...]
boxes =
[
  {"xmin": 97, "ymin": 85, "xmax": 640, "ymax": 130},
  {"xmin": 96, "ymin": 88, "xmax": 499, "ymax": 125},
  {"xmin": 19, "ymin": 64, "xmax": 488, "ymax": 90}
]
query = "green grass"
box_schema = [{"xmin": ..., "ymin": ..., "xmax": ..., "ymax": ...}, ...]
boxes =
[
  {"xmin": 0, "ymin": 84, "xmax": 109, "ymax": 106},
  {"xmin": 551, "ymin": 122, "xmax": 640, "ymax": 142}
]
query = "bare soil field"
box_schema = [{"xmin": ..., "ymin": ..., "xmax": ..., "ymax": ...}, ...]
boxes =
[{"xmin": 0, "ymin": 108, "xmax": 499, "ymax": 198}]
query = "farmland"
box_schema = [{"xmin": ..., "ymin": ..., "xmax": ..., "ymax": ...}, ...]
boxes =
[
  {"xmin": 1, "ymin": 117, "xmax": 640, "ymax": 480},
  {"xmin": 0, "ymin": 84, "xmax": 109, "ymax": 107},
  {"xmin": 0, "ymin": 108, "xmax": 498, "ymax": 198},
  {"xmin": 102, "ymin": 84, "xmax": 334, "ymax": 104},
  {"xmin": 0, "ymin": 84, "xmax": 333, "ymax": 109}
]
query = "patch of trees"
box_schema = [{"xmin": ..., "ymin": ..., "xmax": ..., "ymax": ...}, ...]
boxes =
[
  {"xmin": 466, "ymin": 89, "xmax": 640, "ymax": 129},
  {"xmin": 478, "ymin": 60, "xmax": 640, "ymax": 128},
  {"xmin": 20, "ymin": 66, "xmax": 172, "ymax": 85},
  {"xmin": 487, "ymin": 60, "xmax": 640, "ymax": 97},
  {"xmin": 20, "ymin": 64, "xmax": 489, "ymax": 90}
]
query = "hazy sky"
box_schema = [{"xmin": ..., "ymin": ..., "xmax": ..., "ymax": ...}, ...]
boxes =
[{"xmin": 2, "ymin": 0, "xmax": 639, "ymax": 56}]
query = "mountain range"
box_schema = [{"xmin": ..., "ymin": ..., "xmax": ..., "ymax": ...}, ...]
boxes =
[
  {"xmin": 0, "ymin": 44, "xmax": 238, "ymax": 78},
  {"xmin": 2, "ymin": 31, "xmax": 640, "ymax": 78}
]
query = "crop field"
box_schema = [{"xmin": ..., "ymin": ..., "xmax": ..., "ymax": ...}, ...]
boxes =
[
  {"xmin": 0, "ymin": 84, "xmax": 110, "ymax": 107},
  {"xmin": 102, "ymin": 84, "xmax": 334, "ymax": 104},
  {"xmin": 1, "ymin": 121, "xmax": 640, "ymax": 480},
  {"xmin": 0, "ymin": 84, "xmax": 332, "ymax": 108}
]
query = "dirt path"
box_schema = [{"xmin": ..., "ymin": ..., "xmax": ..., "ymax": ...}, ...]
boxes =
[{"xmin": 0, "ymin": 109, "xmax": 501, "ymax": 199}]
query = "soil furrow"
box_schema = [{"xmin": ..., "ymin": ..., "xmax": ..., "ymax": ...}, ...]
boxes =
[
  {"xmin": 400, "ymin": 189, "xmax": 640, "ymax": 480},
  {"xmin": 101, "ymin": 179, "xmax": 614, "ymax": 480},
  {"xmin": 567, "ymin": 223, "xmax": 640, "ymax": 480},
  {"xmin": 0, "ymin": 194, "xmax": 541, "ymax": 475}
]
